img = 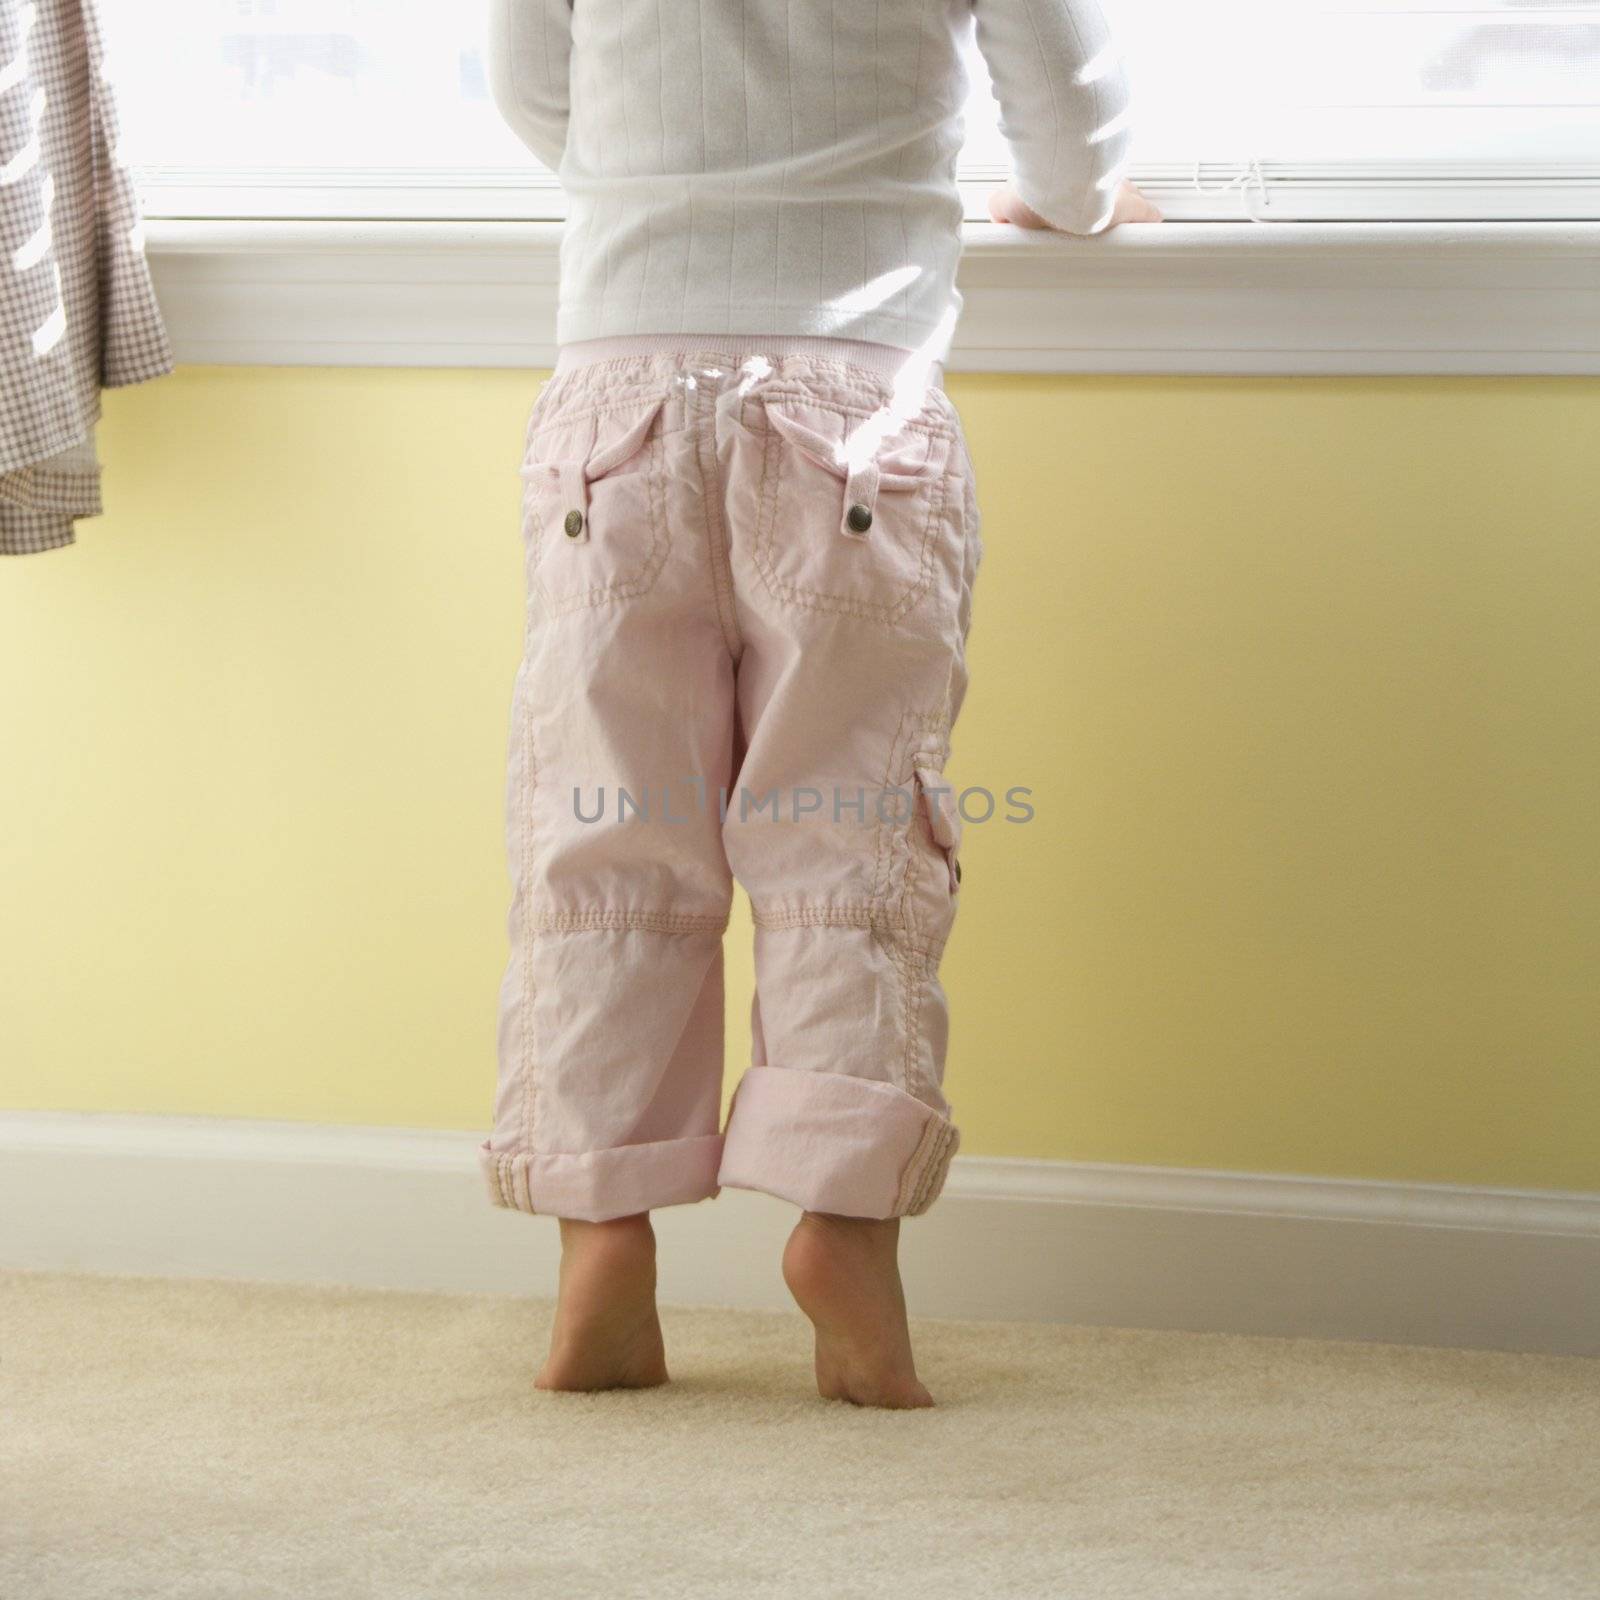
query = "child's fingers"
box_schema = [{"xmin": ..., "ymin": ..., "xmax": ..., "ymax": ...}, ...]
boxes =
[
  {"xmin": 989, "ymin": 179, "xmax": 1163, "ymax": 232},
  {"xmin": 987, "ymin": 183, "xmax": 1052, "ymax": 229},
  {"xmin": 1109, "ymin": 180, "xmax": 1163, "ymax": 226}
]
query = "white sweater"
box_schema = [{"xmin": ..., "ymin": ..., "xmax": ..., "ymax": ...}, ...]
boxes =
[{"xmin": 488, "ymin": 0, "xmax": 1130, "ymax": 359}]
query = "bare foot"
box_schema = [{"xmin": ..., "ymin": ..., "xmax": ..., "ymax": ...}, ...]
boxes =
[
  {"xmin": 782, "ymin": 1212, "xmax": 933, "ymax": 1408},
  {"xmin": 535, "ymin": 1213, "xmax": 668, "ymax": 1392}
]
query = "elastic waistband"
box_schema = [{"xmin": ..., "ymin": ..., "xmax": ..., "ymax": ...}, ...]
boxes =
[{"xmin": 553, "ymin": 332, "xmax": 943, "ymax": 388}]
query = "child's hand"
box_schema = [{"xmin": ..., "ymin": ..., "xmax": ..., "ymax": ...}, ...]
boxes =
[{"xmin": 987, "ymin": 178, "xmax": 1163, "ymax": 231}]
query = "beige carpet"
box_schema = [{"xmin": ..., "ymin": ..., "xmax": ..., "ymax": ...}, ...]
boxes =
[{"xmin": 3, "ymin": 1272, "xmax": 1598, "ymax": 1600}]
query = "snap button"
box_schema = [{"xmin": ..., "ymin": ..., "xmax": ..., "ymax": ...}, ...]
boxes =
[
  {"xmin": 846, "ymin": 502, "xmax": 873, "ymax": 534},
  {"xmin": 563, "ymin": 509, "xmax": 584, "ymax": 538}
]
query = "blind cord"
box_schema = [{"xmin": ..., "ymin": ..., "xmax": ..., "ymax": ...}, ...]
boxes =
[{"xmin": 1191, "ymin": 160, "xmax": 1271, "ymax": 221}]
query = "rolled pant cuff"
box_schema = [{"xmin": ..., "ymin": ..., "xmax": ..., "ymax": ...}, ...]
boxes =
[
  {"xmin": 717, "ymin": 1066, "xmax": 960, "ymax": 1220},
  {"xmin": 479, "ymin": 1132, "xmax": 724, "ymax": 1222}
]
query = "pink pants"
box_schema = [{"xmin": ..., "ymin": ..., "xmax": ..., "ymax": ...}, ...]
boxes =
[{"xmin": 479, "ymin": 334, "xmax": 983, "ymax": 1223}]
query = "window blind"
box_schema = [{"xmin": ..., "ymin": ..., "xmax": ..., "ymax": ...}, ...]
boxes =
[{"xmin": 108, "ymin": 0, "xmax": 1600, "ymax": 222}]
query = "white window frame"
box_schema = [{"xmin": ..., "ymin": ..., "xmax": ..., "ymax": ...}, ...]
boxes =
[
  {"xmin": 141, "ymin": 214, "xmax": 1600, "ymax": 376},
  {"xmin": 133, "ymin": 161, "xmax": 1600, "ymax": 225},
  {"xmin": 125, "ymin": 16, "xmax": 1600, "ymax": 377}
]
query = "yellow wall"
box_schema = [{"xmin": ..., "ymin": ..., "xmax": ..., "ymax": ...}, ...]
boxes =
[{"xmin": 3, "ymin": 367, "xmax": 1597, "ymax": 1191}]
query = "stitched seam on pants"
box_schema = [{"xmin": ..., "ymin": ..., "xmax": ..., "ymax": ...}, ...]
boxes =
[
  {"xmin": 871, "ymin": 708, "xmax": 913, "ymax": 911},
  {"xmin": 902, "ymin": 759, "xmax": 954, "ymax": 1099},
  {"xmin": 518, "ymin": 705, "xmax": 540, "ymax": 1156},
  {"xmin": 882, "ymin": 711, "xmax": 948, "ymax": 937},
  {"xmin": 902, "ymin": 950, "xmax": 928, "ymax": 1100},
  {"xmin": 897, "ymin": 1118, "xmax": 959, "ymax": 1216},
  {"xmin": 920, "ymin": 1125, "xmax": 960, "ymax": 1213},
  {"xmin": 887, "ymin": 717, "xmax": 955, "ymax": 1099},
  {"xmin": 696, "ymin": 388, "xmax": 744, "ymax": 657},
  {"xmin": 748, "ymin": 901, "xmax": 941, "ymax": 959},
  {"xmin": 751, "ymin": 902, "xmax": 876, "ymax": 927},
  {"xmin": 900, "ymin": 739, "xmax": 948, "ymax": 955},
  {"xmin": 873, "ymin": 706, "xmax": 944, "ymax": 918},
  {"xmin": 866, "ymin": 921, "xmax": 920, "ymax": 1097},
  {"xmin": 745, "ymin": 905, "xmax": 942, "ymax": 1095},
  {"xmin": 894, "ymin": 1117, "xmax": 943, "ymax": 1215},
  {"xmin": 887, "ymin": 920, "xmax": 942, "ymax": 1102},
  {"xmin": 530, "ymin": 909, "xmax": 729, "ymax": 935}
]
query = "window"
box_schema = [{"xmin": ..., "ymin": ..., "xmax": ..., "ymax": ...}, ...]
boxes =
[
  {"xmin": 105, "ymin": 0, "xmax": 545, "ymax": 219},
  {"xmin": 110, "ymin": 0, "xmax": 1600, "ymax": 223},
  {"xmin": 1092, "ymin": 0, "xmax": 1600, "ymax": 219}
]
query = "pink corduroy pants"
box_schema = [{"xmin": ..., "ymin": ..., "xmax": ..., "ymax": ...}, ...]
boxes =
[{"xmin": 479, "ymin": 334, "xmax": 983, "ymax": 1223}]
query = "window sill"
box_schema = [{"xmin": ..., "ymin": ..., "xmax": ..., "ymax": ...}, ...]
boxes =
[{"xmin": 143, "ymin": 218, "xmax": 1600, "ymax": 376}]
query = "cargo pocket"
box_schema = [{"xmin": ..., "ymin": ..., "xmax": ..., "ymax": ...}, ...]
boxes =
[
  {"xmin": 912, "ymin": 761, "xmax": 963, "ymax": 897},
  {"xmin": 520, "ymin": 397, "xmax": 668, "ymax": 616},
  {"xmin": 752, "ymin": 398, "xmax": 954, "ymax": 625}
]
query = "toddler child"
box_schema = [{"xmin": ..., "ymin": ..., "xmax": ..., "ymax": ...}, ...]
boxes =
[{"xmin": 480, "ymin": 0, "xmax": 1158, "ymax": 1408}]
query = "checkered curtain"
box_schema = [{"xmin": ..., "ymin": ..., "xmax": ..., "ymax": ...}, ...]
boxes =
[{"xmin": 1, "ymin": 0, "xmax": 172, "ymax": 555}]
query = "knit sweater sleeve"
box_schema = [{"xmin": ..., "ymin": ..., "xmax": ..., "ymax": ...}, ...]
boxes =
[
  {"xmin": 488, "ymin": 0, "xmax": 574, "ymax": 174},
  {"xmin": 970, "ymin": 0, "xmax": 1132, "ymax": 235}
]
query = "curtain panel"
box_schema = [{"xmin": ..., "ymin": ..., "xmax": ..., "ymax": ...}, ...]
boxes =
[{"xmin": 1, "ymin": 0, "xmax": 172, "ymax": 555}]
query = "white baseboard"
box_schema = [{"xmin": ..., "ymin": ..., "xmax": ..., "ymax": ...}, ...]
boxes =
[{"xmin": 3, "ymin": 1113, "xmax": 1596, "ymax": 1356}]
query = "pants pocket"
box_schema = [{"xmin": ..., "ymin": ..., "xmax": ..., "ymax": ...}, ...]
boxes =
[
  {"xmin": 520, "ymin": 396, "xmax": 669, "ymax": 616},
  {"xmin": 750, "ymin": 396, "xmax": 956, "ymax": 626},
  {"xmin": 912, "ymin": 761, "xmax": 963, "ymax": 897}
]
